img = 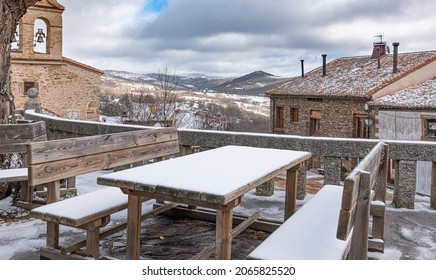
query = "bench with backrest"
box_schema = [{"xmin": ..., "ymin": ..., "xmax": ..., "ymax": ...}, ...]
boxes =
[
  {"xmin": 248, "ymin": 141, "xmax": 388, "ymax": 260},
  {"xmin": 29, "ymin": 127, "xmax": 179, "ymax": 259},
  {"xmin": 0, "ymin": 121, "xmax": 47, "ymax": 205}
]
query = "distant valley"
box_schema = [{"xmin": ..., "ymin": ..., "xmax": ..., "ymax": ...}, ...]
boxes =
[{"xmin": 103, "ymin": 70, "xmax": 291, "ymax": 96}]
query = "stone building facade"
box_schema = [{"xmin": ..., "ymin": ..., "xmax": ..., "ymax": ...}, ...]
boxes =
[
  {"xmin": 268, "ymin": 41, "xmax": 436, "ymax": 195},
  {"xmin": 271, "ymin": 96, "xmax": 366, "ymax": 138},
  {"xmin": 10, "ymin": 0, "xmax": 102, "ymax": 121},
  {"xmin": 269, "ymin": 42, "xmax": 436, "ymax": 141}
]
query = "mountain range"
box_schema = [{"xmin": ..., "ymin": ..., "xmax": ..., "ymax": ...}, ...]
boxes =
[{"xmin": 104, "ymin": 70, "xmax": 291, "ymax": 95}]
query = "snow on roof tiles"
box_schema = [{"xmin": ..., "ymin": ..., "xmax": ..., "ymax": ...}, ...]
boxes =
[
  {"xmin": 268, "ymin": 51, "xmax": 436, "ymax": 99},
  {"xmin": 368, "ymin": 78, "xmax": 436, "ymax": 109}
]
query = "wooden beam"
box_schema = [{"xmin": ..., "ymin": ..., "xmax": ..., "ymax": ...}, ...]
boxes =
[{"xmin": 60, "ymin": 203, "xmax": 180, "ymax": 255}]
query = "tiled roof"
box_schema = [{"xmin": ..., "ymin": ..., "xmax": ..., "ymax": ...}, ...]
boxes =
[
  {"xmin": 268, "ymin": 51, "xmax": 436, "ymax": 99},
  {"xmin": 368, "ymin": 78, "xmax": 436, "ymax": 109}
]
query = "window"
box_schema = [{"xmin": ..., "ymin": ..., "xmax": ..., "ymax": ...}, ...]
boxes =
[
  {"xmin": 354, "ymin": 114, "xmax": 370, "ymax": 138},
  {"xmin": 23, "ymin": 81, "xmax": 38, "ymax": 96},
  {"xmin": 290, "ymin": 108, "xmax": 299, "ymax": 123},
  {"xmin": 310, "ymin": 110, "xmax": 321, "ymax": 136},
  {"xmin": 422, "ymin": 115, "xmax": 436, "ymax": 141},
  {"xmin": 274, "ymin": 106, "xmax": 284, "ymax": 133}
]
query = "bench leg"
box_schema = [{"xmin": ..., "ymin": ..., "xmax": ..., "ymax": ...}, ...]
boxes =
[
  {"xmin": 46, "ymin": 222, "xmax": 59, "ymax": 249},
  {"xmin": 20, "ymin": 181, "xmax": 32, "ymax": 203},
  {"xmin": 47, "ymin": 181, "xmax": 61, "ymax": 203},
  {"xmin": 82, "ymin": 216, "xmax": 110, "ymax": 259}
]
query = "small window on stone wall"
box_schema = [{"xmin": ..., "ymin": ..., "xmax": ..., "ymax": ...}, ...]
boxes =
[
  {"xmin": 290, "ymin": 108, "xmax": 299, "ymax": 123},
  {"xmin": 423, "ymin": 117, "xmax": 436, "ymax": 140},
  {"xmin": 23, "ymin": 81, "xmax": 38, "ymax": 96}
]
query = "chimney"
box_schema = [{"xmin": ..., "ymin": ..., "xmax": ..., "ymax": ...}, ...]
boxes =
[
  {"xmin": 377, "ymin": 47, "xmax": 381, "ymax": 69},
  {"xmin": 372, "ymin": 42, "xmax": 387, "ymax": 59},
  {"xmin": 322, "ymin": 54, "xmax": 327, "ymax": 76},
  {"xmin": 393, "ymin": 42, "xmax": 400, "ymax": 73},
  {"xmin": 301, "ymin": 59, "xmax": 304, "ymax": 78}
]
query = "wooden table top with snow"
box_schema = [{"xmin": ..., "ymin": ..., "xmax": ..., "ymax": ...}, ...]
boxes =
[
  {"xmin": 97, "ymin": 145, "xmax": 311, "ymax": 260},
  {"xmin": 98, "ymin": 145, "xmax": 311, "ymax": 205}
]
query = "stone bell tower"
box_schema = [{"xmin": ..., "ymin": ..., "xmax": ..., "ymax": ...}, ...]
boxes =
[
  {"xmin": 11, "ymin": 0, "xmax": 103, "ymax": 121},
  {"xmin": 12, "ymin": 0, "xmax": 64, "ymax": 61}
]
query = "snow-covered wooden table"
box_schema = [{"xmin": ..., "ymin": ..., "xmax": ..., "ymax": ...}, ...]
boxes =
[{"xmin": 97, "ymin": 145, "xmax": 311, "ymax": 260}]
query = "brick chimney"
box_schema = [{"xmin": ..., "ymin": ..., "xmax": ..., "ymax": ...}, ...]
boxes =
[{"xmin": 371, "ymin": 41, "xmax": 387, "ymax": 59}]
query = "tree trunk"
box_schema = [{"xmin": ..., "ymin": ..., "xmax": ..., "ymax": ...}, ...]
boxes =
[
  {"xmin": 0, "ymin": 0, "xmax": 39, "ymax": 199},
  {"xmin": 0, "ymin": 0, "xmax": 38, "ymax": 124}
]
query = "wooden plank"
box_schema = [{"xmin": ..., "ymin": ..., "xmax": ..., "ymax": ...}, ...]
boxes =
[
  {"xmin": 40, "ymin": 247, "xmax": 92, "ymax": 260},
  {"xmin": 60, "ymin": 202, "xmax": 178, "ymax": 255},
  {"xmin": 370, "ymin": 201, "xmax": 386, "ymax": 217},
  {"xmin": 164, "ymin": 205, "xmax": 281, "ymax": 233},
  {"xmin": 28, "ymin": 141, "xmax": 180, "ymax": 186},
  {"xmin": 191, "ymin": 212, "xmax": 260, "ymax": 260},
  {"xmin": 348, "ymin": 171, "xmax": 370, "ymax": 260},
  {"xmin": 341, "ymin": 175, "xmax": 360, "ymax": 212},
  {"xmin": 368, "ymin": 239, "xmax": 384, "ymax": 253},
  {"xmin": 28, "ymin": 127, "xmax": 178, "ymax": 164}
]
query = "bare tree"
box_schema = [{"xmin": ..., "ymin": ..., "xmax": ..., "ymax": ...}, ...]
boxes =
[
  {"xmin": 114, "ymin": 66, "xmax": 189, "ymax": 127},
  {"xmin": 0, "ymin": 0, "xmax": 38, "ymax": 124}
]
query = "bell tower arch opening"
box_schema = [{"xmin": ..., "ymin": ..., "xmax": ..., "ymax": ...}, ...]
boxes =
[{"xmin": 34, "ymin": 18, "xmax": 49, "ymax": 54}]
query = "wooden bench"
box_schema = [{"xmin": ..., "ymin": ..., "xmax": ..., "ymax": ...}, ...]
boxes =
[
  {"xmin": 29, "ymin": 127, "xmax": 180, "ymax": 259},
  {"xmin": 248, "ymin": 142, "xmax": 389, "ymax": 260},
  {"xmin": 0, "ymin": 121, "xmax": 47, "ymax": 206}
]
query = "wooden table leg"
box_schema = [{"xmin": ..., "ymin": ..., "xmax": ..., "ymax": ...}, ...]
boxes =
[
  {"xmin": 285, "ymin": 165, "xmax": 301, "ymax": 220},
  {"xmin": 215, "ymin": 208, "xmax": 233, "ymax": 260},
  {"xmin": 126, "ymin": 194, "xmax": 142, "ymax": 260}
]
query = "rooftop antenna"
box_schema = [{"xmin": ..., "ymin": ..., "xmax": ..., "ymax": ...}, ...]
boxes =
[{"xmin": 374, "ymin": 34, "xmax": 383, "ymax": 43}]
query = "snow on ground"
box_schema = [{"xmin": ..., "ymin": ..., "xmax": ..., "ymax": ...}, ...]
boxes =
[{"xmin": 1, "ymin": 170, "xmax": 435, "ymax": 260}]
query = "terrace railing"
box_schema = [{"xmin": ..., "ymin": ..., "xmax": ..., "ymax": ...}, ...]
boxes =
[{"xmin": 25, "ymin": 111, "xmax": 436, "ymax": 210}]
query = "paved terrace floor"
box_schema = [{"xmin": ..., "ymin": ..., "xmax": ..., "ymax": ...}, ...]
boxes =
[{"xmin": 0, "ymin": 171, "xmax": 435, "ymax": 260}]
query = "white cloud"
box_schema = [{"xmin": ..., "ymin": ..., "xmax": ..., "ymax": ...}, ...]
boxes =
[{"xmin": 60, "ymin": 0, "xmax": 436, "ymax": 77}]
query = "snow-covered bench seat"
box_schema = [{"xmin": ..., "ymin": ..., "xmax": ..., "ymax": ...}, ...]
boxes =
[
  {"xmin": 29, "ymin": 127, "xmax": 180, "ymax": 259},
  {"xmin": 0, "ymin": 168, "xmax": 28, "ymax": 183},
  {"xmin": 248, "ymin": 185, "xmax": 350, "ymax": 260},
  {"xmin": 31, "ymin": 188, "xmax": 128, "ymax": 259},
  {"xmin": 249, "ymin": 142, "xmax": 389, "ymax": 260}
]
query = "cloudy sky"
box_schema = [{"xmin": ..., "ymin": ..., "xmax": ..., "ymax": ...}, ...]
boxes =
[{"xmin": 61, "ymin": 0, "xmax": 435, "ymax": 77}]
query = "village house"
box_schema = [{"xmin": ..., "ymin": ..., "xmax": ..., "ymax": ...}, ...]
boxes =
[
  {"xmin": 369, "ymin": 78, "xmax": 436, "ymax": 195},
  {"xmin": 10, "ymin": 0, "xmax": 102, "ymax": 121},
  {"xmin": 268, "ymin": 41, "xmax": 436, "ymax": 139},
  {"xmin": 267, "ymin": 40, "xmax": 436, "ymax": 194}
]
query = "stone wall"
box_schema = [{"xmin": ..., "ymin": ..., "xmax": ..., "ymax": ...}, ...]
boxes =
[
  {"xmin": 24, "ymin": 111, "xmax": 436, "ymax": 209},
  {"xmin": 10, "ymin": 0, "xmax": 102, "ymax": 121},
  {"xmin": 271, "ymin": 96, "xmax": 366, "ymax": 138},
  {"xmin": 12, "ymin": 61, "xmax": 101, "ymax": 121}
]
